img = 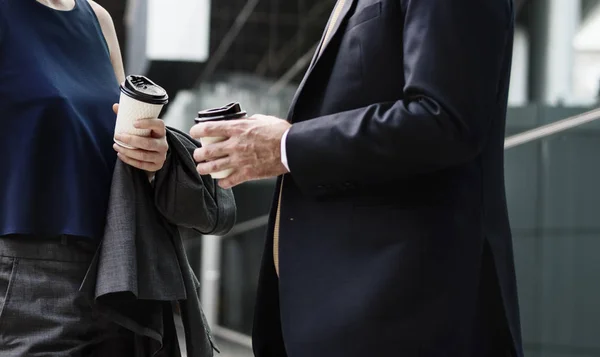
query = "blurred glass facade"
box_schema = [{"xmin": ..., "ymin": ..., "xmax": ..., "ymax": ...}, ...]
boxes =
[
  {"xmin": 94, "ymin": 0, "xmax": 600, "ymax": 355},
  {"xmin": 506, "ymin": 107, "xmax": 600, "ymax": 357}
]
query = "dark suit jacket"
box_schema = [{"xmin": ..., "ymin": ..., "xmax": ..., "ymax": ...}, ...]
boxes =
[
  {"xmin": 81, "ymin": 128, "xmax": 236, "ymax": 357},
  {"xmin": 253, "ymin": 1, "xmax": 522, "ymax": 357}
]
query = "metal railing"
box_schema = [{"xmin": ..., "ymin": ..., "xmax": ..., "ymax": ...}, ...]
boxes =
[
  {"xmin": 504, "ymin": 107, "xmax": 600, "ymax": 149},
  {"xmin": 200, "ymin": 106, "xmax": 600, "ymax": 350}
]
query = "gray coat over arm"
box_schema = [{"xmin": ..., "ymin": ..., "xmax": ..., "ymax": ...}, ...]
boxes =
[{"xmin": 81, "ymin": 127, "xmax": 236, "ymax": 357}]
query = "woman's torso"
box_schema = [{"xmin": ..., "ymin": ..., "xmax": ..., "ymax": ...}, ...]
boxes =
[{"xmin": 0, "ymin": 0, "xmax": 120, "ymax": 239}]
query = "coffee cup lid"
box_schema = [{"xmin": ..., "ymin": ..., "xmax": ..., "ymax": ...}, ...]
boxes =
[
  {"xmin": 196, "ymin": 102, "xmax": 247, "ymax": 122},
  {"xmin": 120, "ymin": 75, "xmax": 169, "ymax": 105}
]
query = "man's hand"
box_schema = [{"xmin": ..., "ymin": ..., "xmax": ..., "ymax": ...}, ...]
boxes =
[
  {"xmin": 112, "ymin": 104, "xmax": 169, "ymax": 174},
  {"xmin": 190, "ymin": 114, "xmax": 291, "ymax": 189}
]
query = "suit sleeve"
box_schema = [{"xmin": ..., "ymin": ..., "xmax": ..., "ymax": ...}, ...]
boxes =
[
  {"xmin": 285, "ymin": 0, "xmax": 513, "ymax": 196},
  {"xmin": 0, "ymin": 8, "xmax": 4, "ymax": 47}
]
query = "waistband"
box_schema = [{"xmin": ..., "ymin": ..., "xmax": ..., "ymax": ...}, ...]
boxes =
[{"xmin": 0, "ymin": 235, "xmax": 97, "ymax": 263}]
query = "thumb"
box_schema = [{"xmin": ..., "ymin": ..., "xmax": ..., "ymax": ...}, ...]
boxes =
[{"xmin": 113, "ymin": 103, "xmax": 119, "ymax": 115}]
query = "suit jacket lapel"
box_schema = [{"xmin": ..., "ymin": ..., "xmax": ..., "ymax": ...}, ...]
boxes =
[{"xmin": 287, "ymin": 0, "xmax": 354, "ymax": 121}]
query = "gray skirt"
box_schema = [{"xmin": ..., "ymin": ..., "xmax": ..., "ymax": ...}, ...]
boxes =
[{"xmin": 0, "ymin": 235, "xmax": 133, "ymax": 357}]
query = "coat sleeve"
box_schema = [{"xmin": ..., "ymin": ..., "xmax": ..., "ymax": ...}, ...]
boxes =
[
  {"xmin": 153, "ymin": 128, "xmax": 237, "ymax": 236},
  {"xmin": 285, "ymin": 0, "xmax": 513, "ymax": 196}
]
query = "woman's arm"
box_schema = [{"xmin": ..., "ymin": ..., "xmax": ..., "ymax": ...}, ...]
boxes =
[
  {"xmin": 89, "ymin": 2, "xmax": 169, "ymax": 179},
  {"xmin": 88, "ymin": 0, "xmax": 126, "ymax": 84}
]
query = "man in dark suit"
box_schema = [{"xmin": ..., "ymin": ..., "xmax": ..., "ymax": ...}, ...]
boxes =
[{"xmin": 190, "ymin": 0, "xmax": 522, "ymax": 356}]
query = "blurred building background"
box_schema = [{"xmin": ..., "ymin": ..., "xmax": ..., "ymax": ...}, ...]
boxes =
[{"xmin": 96, "ymin": 1, "xmax": 600, "ymax": 356}]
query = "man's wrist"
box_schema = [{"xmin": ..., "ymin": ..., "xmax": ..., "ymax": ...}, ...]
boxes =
[{"xmin": 281, "ymin": 128, "xmax": 291, "ymax": 172}]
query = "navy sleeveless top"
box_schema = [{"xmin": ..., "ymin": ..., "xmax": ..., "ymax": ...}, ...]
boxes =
[{"xmin": 0, "ymin": 0, "xmax": 119, "ymax": 239}]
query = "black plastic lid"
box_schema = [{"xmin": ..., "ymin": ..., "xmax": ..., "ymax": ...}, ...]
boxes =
[
  {"xmin": 120, "ymin": 75, "xmax": 169, "ymax": 105},
  {"xmin": 195, "ymin": 102, "xmax": 247, "ymax": 122}
]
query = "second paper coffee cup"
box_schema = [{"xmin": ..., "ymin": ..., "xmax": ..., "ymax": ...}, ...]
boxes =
[
  {"xmin": 196, "ymin": 102, "xmax": 247, "ymax": 179},
  {"xmin": 114, "ymin": 75, "xmax": 169, "ymax": 149}
]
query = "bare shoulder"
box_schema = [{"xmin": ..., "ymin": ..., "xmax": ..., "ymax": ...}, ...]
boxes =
[
  {"xmin": 87, "ymin": 0, "xmax": 114, "ymax": 28},
  {"xmin": 87, "ymin": 0, "xmax": 118, "ymax": 46},
  {"xmin": 87, "ymin": 0, "xmax": 125, "ymax": 83}
]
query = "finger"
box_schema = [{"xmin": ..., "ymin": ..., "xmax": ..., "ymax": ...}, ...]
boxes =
[
  {"xmin": 134, "ymin": 118, "xmax": 167, "ymax": 138},
  {"xmin": 195, "ymin": 156, "xmax": 233, "ymax": 176},
  {"xmin": 113, "ymin": 103, "xmax": 119, "ymax": 115},
  {"xmin": 114, "ymin": 134, "xmax": 168, "ymax": 153},
  {"xmin": 117, "ymin": 153, "xmax": 160, "ymax": 172},
  {"xmin": 114, "ymin": 144, "xmax": 165, "ymax": 164},
  {"xmin": 193, "ymin": 141, "xmax": 231, "ymax": 162},
  {"xmin": 189, "ymin": 120, "xmax": 245, "ymax": 139},
  {"xmin": 218, "ymin": 171, "xmax": 247, "ymax": 189}
]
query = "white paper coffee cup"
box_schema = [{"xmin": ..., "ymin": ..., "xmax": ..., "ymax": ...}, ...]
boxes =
[
  {"xmin": 195, "ymin": 102, "xmax": 246, "ymax": 180},
  {"xmin": 114, "ymin": 75, "xmax": 169, "ymax": 149}
]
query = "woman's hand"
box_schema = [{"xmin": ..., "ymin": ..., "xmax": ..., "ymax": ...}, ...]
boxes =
[{"xmin": 112, "ymin": 104, "xmax": 169, "ymax": 175}]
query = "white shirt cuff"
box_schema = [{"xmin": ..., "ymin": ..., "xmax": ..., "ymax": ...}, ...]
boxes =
[{"xmin": 281, "ymin": 128, "xmax": 291, "ymax": 172}]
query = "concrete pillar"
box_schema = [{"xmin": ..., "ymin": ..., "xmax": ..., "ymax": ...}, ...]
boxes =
[
  {"xmin": 201, "ymin": 235, "xmax": 222, "ymax": 327},
  {"xmin": 529, "ymin": 0, "xmax": 581, "ymax": 104},
  {"xmin": 508, "ymin": 26, "xmax": 529, "ymax": 106}
]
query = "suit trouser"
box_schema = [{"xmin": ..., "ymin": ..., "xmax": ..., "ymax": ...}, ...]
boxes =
[{"xmin": 0, "ymin": 235, "xmax": 134, "ymax": 357}]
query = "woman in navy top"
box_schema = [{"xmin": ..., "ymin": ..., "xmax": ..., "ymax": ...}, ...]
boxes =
[{"xmin": 0, "ymin": 0, "xmax": 170, "ymax": 354}]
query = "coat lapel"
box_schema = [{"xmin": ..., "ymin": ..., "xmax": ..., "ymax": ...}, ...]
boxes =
[{"xmin": 286, "ymin": 0, "xmax": 355, "ymax": 121}]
